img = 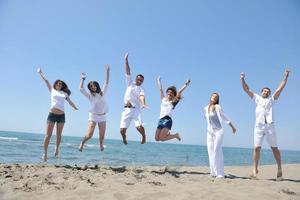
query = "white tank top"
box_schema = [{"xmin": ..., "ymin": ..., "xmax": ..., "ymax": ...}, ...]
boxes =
[
  {"xmin": 159, "ymin": 98, "xmax": 174, "ymax": 119},
  {"xmin": 51, "ymin": 88, "xmax": 68, "ymax": 112}
]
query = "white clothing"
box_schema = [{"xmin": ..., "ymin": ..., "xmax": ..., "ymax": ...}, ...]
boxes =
[
  {"xmin": 123, "ymin": 75, "xmax": 145, "ymax": 108},
  {"xmin": 120, "ymin": 107, "xmax": 143, "ymax": 128},
  {"xmin": 88, "ymin": 113, "xmax": 106, "ymax": 123},
  {"xmin": 208, "ymin": 111, "xmax": 222, "ymax": 130},
  {"xmin": 253, "ymin": 93, "xmax": 276, "ymax": 125},
  {"xmin": 204, "ymin": 105, "xmax": 231, "ymax": 133},
  {"xmin": 80, "ymin": 83, "xmax": 109, "ymax": 114},
  {"xmin": 254, "ymin": 123, "xmax": 277, "ymax": 147},
  {"xmin": 207, "ymin": 129, "xmax": 224, "ymax": 177},
  {"xmin": 50, "ymin": 88, "xmax": 68, "ymax": 112},
  {"xmin": 204, "ymin": 104, "xmax": 231, "ymax": 178},
  {"xmin": 159, "ymin": 97, "xmax": 174, "ymax": 118}
]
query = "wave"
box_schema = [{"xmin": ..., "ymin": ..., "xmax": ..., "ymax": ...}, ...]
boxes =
[{"xmin": 0, "ymin": 136, "xmax": 18, "ymax": 141}]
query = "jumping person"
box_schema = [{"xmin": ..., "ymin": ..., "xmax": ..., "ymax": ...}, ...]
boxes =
[
  {"xmin": 155, "ymin": 76, "xmax": 191, "ymax": 142},
  {"xmin": 204, "ymin": 93, "xmax": 236, "ymax": 178},
  {"xmin": 79, "ymin": 65, "xmax": 110, "ymax": 152},
  {"xmin": 120, "ymin": 53, "xmax": 147, "ymax": 145},
  {"xmin": 240, "ymin": 69, "xmax": 290, "ymax": 180},
  {"xmin": 37, "ymin": 67, "xmax": 78, "ymax": 162}
]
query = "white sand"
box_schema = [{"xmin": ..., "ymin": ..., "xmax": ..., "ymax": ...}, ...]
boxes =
[{"xmin": 0, "ymin": 163, "xmax": 299, "ymax": 200}]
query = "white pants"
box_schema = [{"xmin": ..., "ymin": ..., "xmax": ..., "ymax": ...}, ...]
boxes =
[
  {"xmin": 207, "ymin": 129, "xmax": 224, "ymax": 177},
  {"xmin": 120, "ymin": 107, "xmax": 143, "ymax": 129},
  {"xmin": 254, "ymin": 123, "xmax": 277, "ymax": 147}
]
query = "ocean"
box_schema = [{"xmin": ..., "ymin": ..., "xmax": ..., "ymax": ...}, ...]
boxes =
[{"xmin": 0, "ymin": 131, "xmax": 299, "ymax": 166}]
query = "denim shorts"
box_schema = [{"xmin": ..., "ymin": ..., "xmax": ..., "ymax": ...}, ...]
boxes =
[
  {"xmin": 157, "ymin": 116, "xmax": 173, "ymax": 130},
  {"xmin": 47, "ymin": 112, "xmax": 65, "ymax": 123}
]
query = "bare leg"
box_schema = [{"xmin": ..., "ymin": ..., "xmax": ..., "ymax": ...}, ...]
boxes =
[
  {"xmin": 54, "ymin": 122, "xmax": 65, "ymax": 157},
  {"xmin": 136, "ymin": 126, "xmax": 146, "ymax": 144},
  {"xmin": 43, "ymin": 122, "xmax": 55, "ymax": 161},
  {"xmin": 98, "ymin": 122, "xmax": 106, "ymax": 151},
  {"xmin": 252, "ymin": 146, "xmax": 261, "ymax": 177},
  {"xmin": 120, "ymin": 128, "xmax": 128, "ymax": 145},
  {"xmin": 155, "ymin": 129, "xmax": 162, "ymax": 141},
  {"xmin": 158, "ymin": 128, "xmax": 181, "ymax": 142},
  {"xmin": 271, "ymin": 147, "xmax": 282, "ymax": 179},
  {"xmin": 79, "ymin": 122, "xmax": 96, "ymax": 152}
]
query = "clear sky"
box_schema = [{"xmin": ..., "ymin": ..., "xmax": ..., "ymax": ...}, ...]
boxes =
[{"xmin": 0, "ymin": 0, "xmax": 299, "ymax": 150}]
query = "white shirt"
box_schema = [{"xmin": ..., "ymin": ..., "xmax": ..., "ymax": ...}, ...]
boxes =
[
  {"xmin": 51, "ymin": 88, "xmax": 68, "ymax": 112},
  {"xmin": 204, "ymin": 105, "xmax": 231, "ymax": 132},
  {"xmin": 253, "ymin": 93, "xmax": 276, "ymax": 125},
  {"xmin": 80, "ymin": 83, "xmax": 109, "ymax": 114},
  {"xmin": 208, "ymin": 111, "xmax": 222, "ymax": 130},
  {"xmin": 123, "ymin": 75, "xmax": 145, "ymax": 108},
  {"xmin": 159, "ymin": 97, "xmax": 174, "ymax": 118}
]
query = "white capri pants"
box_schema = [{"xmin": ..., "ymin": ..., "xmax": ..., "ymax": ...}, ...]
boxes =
[
  {"xmin": 120, "ymin": 107, "xmax": 143, "ymax": 129},
  {"xmin": 254, "ymin": 123, "xmax": 277, "ymax": 147},
  {"xmin": 207, "ymin": 129, "xmax": 224, "ymax": 177}
]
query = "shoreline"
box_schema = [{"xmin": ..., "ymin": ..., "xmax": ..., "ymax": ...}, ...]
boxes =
[{"xmin": 1, "ymin": 163, "xmax": 299, "ymax": 200}]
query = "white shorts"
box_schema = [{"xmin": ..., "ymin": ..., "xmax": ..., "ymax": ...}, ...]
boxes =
[
  {"xmin": 254, "ymin": 123, "xmax": 277, "ymax": 147},
  {"xmin": 88, "ymin": 113, "xmax": 106, "ymax": 123},
  {"xmin": 120, "ymin": 108, "xmax": 143, "ymax": 129}
]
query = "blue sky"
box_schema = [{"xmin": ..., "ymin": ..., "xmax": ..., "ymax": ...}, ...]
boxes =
[{"xmin": 0, "ymin": 0, "xmax": 299, "ymax": 150}]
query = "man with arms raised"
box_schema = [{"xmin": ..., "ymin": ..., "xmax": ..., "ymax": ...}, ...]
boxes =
[{"xmin": 240, "ymin": 69, "xmax": 290, "ymax": 180}]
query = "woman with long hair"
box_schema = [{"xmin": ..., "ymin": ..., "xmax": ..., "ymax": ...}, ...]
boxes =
[
  {"xmin": 37, "ymin": 67, "xmax": 78, "ymax": 162},
  {"xmin": 155, "ymin": 76, "xmax": 191, "ymax": 142},
  {"xmin": 79, "ymin": 65, "xmax": 110, "ymax": 152},
  {"xmin": 204, "ymin": 93, "xmax": 236, "ymax": 178}
]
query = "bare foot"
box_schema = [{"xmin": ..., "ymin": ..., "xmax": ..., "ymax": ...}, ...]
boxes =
[
  {"xmin": 176, "ymin": 133, "xmax": 181, "ymax": 141},
  {"xmin": 250, "ymin": 169, "xmax": 259, "ymax": 179},
  {"xmin": 141, "ymin": 133, "xmax": 146, "ymax": 144},
  {"xmin": 276, "ymin": 171, "xmax": 283, "ymax": 181},
  {"xmin": 78, "ymin": 141, "xmax": 84, "ymax": 152},
  {"xmin": 100, "ymin": 144, "xmax": 104, "ymax": 151},
  {"xmin": 54, "ymin": 148, "xmax": 59, "ymax": 157},
  {"xmin": 121, "ymin": 132, "xmax": 128, "ymax": 145},
  {"xmin": 42, "ymin": 153, "xmax": 47, "ymax": 162}
]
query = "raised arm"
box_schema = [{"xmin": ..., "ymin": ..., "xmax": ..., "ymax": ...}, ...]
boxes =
[
  {"xmin": 177, "ymin": 79, "xmax": 191, "ymax": 98},
  {"xmin": 66, "ymin": 97, "xmax": 78, "ymax": 110},
  {"xmin": 79, "ymin": 72, "xmax": 86, "ymax": 90},
  {"xmin": 124, "ymin": 52, "xmax": 131, "ymax": 75},
  {"xmin": 105, "ymin": 64, "xmax": 110, "ymax": 85},
  {"xmin": 240, "ymin": 72, "xmax": 254, "ymax": 98},
  {"xmin": 157, "ymin": 76, "xmax": 164, "ymax": 99},
  {"xmin": 273, "ymin": 69, "xmax": 290, "ymax": 100},
  {"xmin": 37, "ymin": 67, "xmax": 52, "ymax": 92}
]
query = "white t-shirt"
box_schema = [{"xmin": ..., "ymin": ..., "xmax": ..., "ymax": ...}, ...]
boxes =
[
  {"xmin": 159, "ymin": 97, "xmax": 174, "ymax": 118},
  {"xmin": 51, "ymin": 88, "xmax": 68, "ymax": 112},
  {"xmin": 253, "ymin": 93, "xmax": 276, "ymax": 125},
  {"xmin": 80, "ymin": 83, "xmax": 109, "ymax": 114},
  {"xmin": 123, "ymin": 75, "xmax": 145, "ymax": 108}
]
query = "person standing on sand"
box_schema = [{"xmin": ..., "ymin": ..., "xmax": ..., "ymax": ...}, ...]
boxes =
[
  {"xmin": 37, "ymin": 67, "xmax": 78, "ymax": 161},
  {"xmin": 120, "ymin": 53, "xmax": 147, "ymax": 145},
  {"xmin": 78, "ymin": 65, "xmax": 110, "ymax": 152},
  {"xmin": 155, "ymin": 76, "xmax": 191, "ymax": 142},
  {"xmin": 204, "ymin": 93, "xmax": 237, "ymax": 178},
  {"xmin": 240, "ymin": 69, "xmax": 290, "ymax": 180}
]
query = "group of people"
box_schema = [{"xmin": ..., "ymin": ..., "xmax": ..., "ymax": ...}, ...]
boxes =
[{"xmin": 37, "ymin": 53, "xmax": 291, "ymax": 180}]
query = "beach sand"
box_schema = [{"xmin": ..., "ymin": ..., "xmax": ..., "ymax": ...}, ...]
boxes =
[{"xmin": 0, "ymin": 163, "xmax": 299, "ymax": 200}]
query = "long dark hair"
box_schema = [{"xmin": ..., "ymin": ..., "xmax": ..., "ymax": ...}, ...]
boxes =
[
  {"xmin": 88, "ymin": 81, "xmax": 103, "ymax": 96},
  {"xmin": 53, "ymin": 80, "xmax": 71, "ymax": 96},
  {"xmin": 167, "ymin": 86, "xmax": 180, "ymax": 108},
  {"xmin": 211, "ymin": 92, "xmax": 219, "ymax": 105},
  {"xmin": 208, "ymin": 92, "xmax": 219, "ymax": 112}
]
